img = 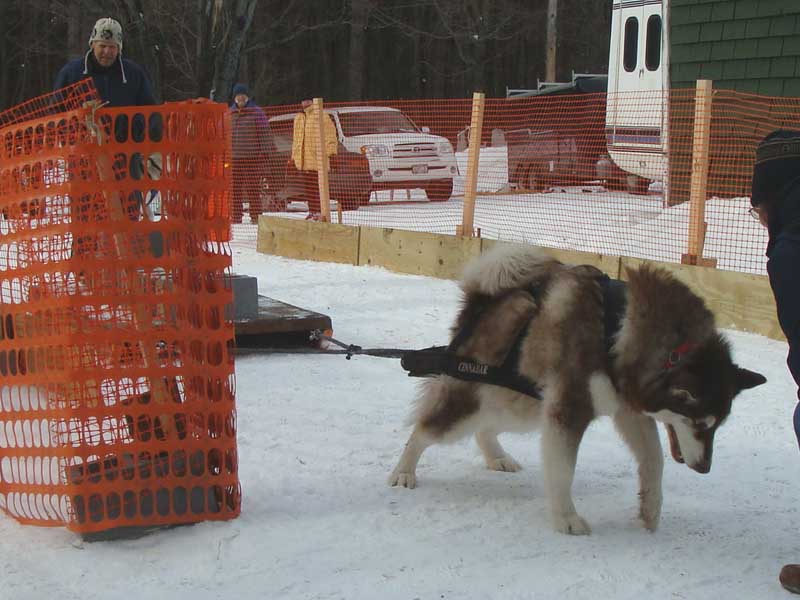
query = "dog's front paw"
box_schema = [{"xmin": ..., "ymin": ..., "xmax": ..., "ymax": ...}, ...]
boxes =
[
  {"xmin": 552, "ymin": 512, "xmax": 591, "ymax": 535},
  {"xmin": 388, "ymin": 470, "xmax": 417, "ymax": 489},
  {"xmin": 486, "ymin": 456, "xmax": 522, "ymax": 472},
  {"xmin": 639, "ymin": 489, "xmax": 662, "ymax": 532}
]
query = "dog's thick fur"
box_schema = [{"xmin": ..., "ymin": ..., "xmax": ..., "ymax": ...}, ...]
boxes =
[{"xmin": 388, "ymin": 244, "xmax": 766, "ymax": 535}]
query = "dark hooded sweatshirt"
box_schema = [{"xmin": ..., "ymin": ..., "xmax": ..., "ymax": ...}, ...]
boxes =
[
  {"xmin": 53, "ymin": 50, "xmax": 156, "ymax": 107},
  {"xmin": 766, "ymin": 180, "xmax": 800, "ymax": 395},
  {"xmin": 752, "ymin": 130, "xmax": 800, "ymax": 403}
]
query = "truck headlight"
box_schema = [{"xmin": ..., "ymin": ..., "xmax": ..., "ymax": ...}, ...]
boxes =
[
  {"xmin": 360, "ymin": 144, "xmax": 389, "ymax": 157},
  {"xmin": 437, "ymin": 141, "xmax": 453, "ymax": 155}
]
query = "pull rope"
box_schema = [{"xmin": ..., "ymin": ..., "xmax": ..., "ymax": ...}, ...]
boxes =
[
  {"xmin": 235, "ymin": 330, "xmax": 543, "ymax": 399},
  {"xmin": 236, "ymin": 329, "xmax": 413, "ymax": 360}
]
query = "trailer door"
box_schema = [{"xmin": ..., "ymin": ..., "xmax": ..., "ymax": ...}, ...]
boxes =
[{"xmin": 605, "ymin": 0, "xmax": 667, "ymax": 182}]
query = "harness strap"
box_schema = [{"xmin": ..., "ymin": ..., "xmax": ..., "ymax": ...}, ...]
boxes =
[
  {"xmin": 400, "ymin": 346, "xmax": 543, "ymax": 399},
  {"xmin": 400, "ymin": 272, "xmax": 628, "ymax": 400}
]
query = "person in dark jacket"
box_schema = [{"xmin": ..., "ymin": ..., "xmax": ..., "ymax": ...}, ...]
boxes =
[
  {"xmin": 53, "ymin": 17, "xmax": 162, "ymax": 256},
  {"xmin": 53, "ymin": 17, "xmax": 158, "ymax": 233},
  {"xmin": 230, "ymin": 83, "xmax": 271, "ymax": 223},
  {"xmin": 53, "ymin": 17, "xmax": 156, "ymax": 108},
  {"xmin": 750, "ymin": 130, "xmax": 800, "ymax": 595}
]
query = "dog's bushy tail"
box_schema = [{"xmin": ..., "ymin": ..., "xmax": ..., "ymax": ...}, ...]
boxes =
[{"xmin": 461, "ymin": 243, "xmax": 557, "ymax": 297}]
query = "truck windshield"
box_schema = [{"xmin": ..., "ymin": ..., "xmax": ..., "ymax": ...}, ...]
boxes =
[{"xmin": 337, "ymin": 111, "xmax": 418, "ymax": 136}]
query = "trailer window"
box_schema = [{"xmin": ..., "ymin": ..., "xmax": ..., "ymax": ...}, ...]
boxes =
[
  {"xmin": 645, "ymin": 15, "xmax": 662, "ymax": 71},
  {"xmin": 623, "ymin": 17, "xmax": 639, "ymax": 72}
]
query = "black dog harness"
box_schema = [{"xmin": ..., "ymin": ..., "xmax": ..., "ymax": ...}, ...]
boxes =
[{"xmin": 400, "ymin": 273, "xmax": 628, "ymax": 399}]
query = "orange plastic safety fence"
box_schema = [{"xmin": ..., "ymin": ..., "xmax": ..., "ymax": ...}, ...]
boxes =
[
  {"xmin": 0, "ymin": 96, "xmax": 240, "ymax": 533},
  {"xmin": 0, "ymin": 79, "xmax": 99, "ymax": 130},
  {"xmin": 230, "ymin": 90, "xmax": 800, "ymax": 275}
]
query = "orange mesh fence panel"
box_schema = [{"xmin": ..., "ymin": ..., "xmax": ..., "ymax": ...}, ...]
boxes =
[
  {"xmin": 0, "ymin": 79, "xmax": 99, "ymax": 130},
  {"xmin": 0, "ymin": 95, "xmax": 240, "ymax": 533},
  {"xmin": 229, "ymin": 91, "xmax": 800, "ymax": 275},
  {"xmin": 669, "ymin": 89, "xmax": 800, "ymax": 272}
]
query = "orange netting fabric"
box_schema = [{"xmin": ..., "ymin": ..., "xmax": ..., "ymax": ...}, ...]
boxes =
[
  {"xmin": 230, "ymin": 90, "xmax": 800, "ymax": 275},
  {"xmin": 0, "ymin": 79, "xmax": 99, "ymax": 130},
  {"xmin": 0, "ymin": 89, "xmax": 239, "ymax": 533}
]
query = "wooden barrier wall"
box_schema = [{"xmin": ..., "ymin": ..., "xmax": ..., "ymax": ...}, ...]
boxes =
[{"xmin": 256, "ymin": 217, "xmax": 783, "ymax": 341}]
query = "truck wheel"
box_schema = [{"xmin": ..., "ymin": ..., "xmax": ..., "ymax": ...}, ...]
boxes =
[
  {"xmin": 425, "ymin": 179, "xmax": 453, "ymax": 202},
  {"xmin": 523, "ymin": 165, "xmax": 541, "ymax": 192},
  {"xmin": 339, "ymin": 196, "xmax": 359, "ymax": 211},
  {"xmin": 627, "ymin": 175, "xmax": 650, "ymax": 195},
  {"xmin": 605, "ymin": 177, "xmax": 626, "ymax": 191},
  {"xmin": 264, "ymin": 194, "xmax": 287, "ymax": 212},
  {"xmin": 340, "ymin": 190, "xmax": 370, "ymax": 211}
]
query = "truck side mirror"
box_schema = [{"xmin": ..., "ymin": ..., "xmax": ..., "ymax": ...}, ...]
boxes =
[
  {"xmin": 421, "ymin": 126, "xmax": 431, "ymax": 133},
  {"xmin": 491, "ymin": 128, "xmax": 506, "ymax": 147},
  {"xmin": 456, "ymin": 128, "xmax": 468, "ymax": 153}
]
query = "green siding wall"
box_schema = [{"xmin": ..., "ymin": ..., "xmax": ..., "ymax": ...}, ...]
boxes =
[{"xmin": 671, "ymin": 0, "xmax": 800, "ymax": 96}]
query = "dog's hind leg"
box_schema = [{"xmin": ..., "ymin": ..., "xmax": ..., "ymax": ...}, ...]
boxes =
[
  {"xmin": 541, "ymin": 421, "xmax": 591, "ymax": 535},
  {"xmin": 476, "ymin": 430, "xmax": 522, "ymax": 472},
  {"xmin": 613, "ymin": 409, "xmax": 663, "ymax": 531},
  {"xmin": 389, "ymin": 379, "xmax": 480, "ymax": 488}
]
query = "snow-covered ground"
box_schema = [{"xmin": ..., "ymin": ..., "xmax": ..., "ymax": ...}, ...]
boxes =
[{"xmin": 1, "ymin": 240, "xmax": 798, "ymax": 599}]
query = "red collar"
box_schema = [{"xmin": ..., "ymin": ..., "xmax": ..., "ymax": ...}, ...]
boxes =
[{"xmin": 663, "ymin": 342, "xmax": 696, "ymax": 370}]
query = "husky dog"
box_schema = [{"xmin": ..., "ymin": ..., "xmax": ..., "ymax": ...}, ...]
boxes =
[{"xmin": 388, "ymin": 244, "xmax": 766, "ymax": 535}]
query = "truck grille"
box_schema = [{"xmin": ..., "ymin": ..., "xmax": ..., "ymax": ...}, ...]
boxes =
[{"xmin": 392, "ymin": 142, "xmax": 437, "ymax": 160}]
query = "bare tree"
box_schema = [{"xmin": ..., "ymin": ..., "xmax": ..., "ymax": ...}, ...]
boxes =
[
  {"xmin": 114, "ymin": 0, "xmax": 165, "ymax": 102},
  {"xmin": 348, "ymin": 0, "xmax": 370, "ymax": 101},
  {"xmin": 370, "ymin": 0, "xmax": 546, "ymax": 97},
  {"xmin": 0, "ymin": 0, "xmax": 615, "ymax": 111},
  {"xmin": 196, "ymin": 0, "xmax": 258, "ymax": 102},
  {"xmin": 558, "ymin": 0, "xmax": 612, "ymax": 78}
]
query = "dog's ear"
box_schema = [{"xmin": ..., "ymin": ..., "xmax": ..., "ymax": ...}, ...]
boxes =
[{"xmin": 735, "ymin": 367, "xmax": 767, "ymax": 392}]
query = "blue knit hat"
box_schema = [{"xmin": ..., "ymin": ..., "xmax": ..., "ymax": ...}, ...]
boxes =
[{"xmin": 232, "ymin": 83, "xmax": 250, "ymax": 97}]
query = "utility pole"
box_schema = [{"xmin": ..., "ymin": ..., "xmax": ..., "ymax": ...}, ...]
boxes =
[{"xmin": 546, "ymin": 0, "xmax": 557, "ymax": 82}]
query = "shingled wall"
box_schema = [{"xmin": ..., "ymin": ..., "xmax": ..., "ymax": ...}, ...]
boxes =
[{"xmin": 670, "ymin": 0, "xmax": 800, "ymax": 97}]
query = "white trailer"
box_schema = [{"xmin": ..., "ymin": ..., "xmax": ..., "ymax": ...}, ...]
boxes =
[{"xmin": 605, "ymin": 0, "xmax": 669, "ymax": 185}]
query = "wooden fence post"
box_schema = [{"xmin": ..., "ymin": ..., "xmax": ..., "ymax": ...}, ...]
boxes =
[
  {"xmin": 313, "ymin": 97, "xmax": 332, "ymax": 223},
  {"xmin": 459, "ymin": 91, "xmax": 485, "ymax": 238},
  {"xmin": 681, "ymin": 79, "xmax": 717, "ymax": 267}
]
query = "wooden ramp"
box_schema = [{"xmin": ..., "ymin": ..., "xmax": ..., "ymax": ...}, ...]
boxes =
[{"xmin": 234, "ymin": 296, "xmax": 332, "ymax": 348}]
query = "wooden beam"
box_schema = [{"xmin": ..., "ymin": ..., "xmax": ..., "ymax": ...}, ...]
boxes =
[
  {"xmin": 257, "ymin": 216, "xmax": 359, "ymax": 265},
  {"xmin": 359, "ymin": 226, "xmax": 482, "ymax": 279},
  {"xmin": 256, "ymin": 220, "xmax": 784, "ymax": 341},
  {"xmin": 313, "ymin": 97, "xmax": 332, "ymax": 223},
  {"xmin": 461, "ymin": 92, "xmax": 485, "ymax": 238},
  {"xmin": 683, "ymin": 79, "xmax": 714, "ymax": 266}
]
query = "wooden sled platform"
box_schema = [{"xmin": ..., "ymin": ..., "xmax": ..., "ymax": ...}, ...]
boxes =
[{"xmin": 234, "ymin": 295, "xmax": 332, "ymax": 348}]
